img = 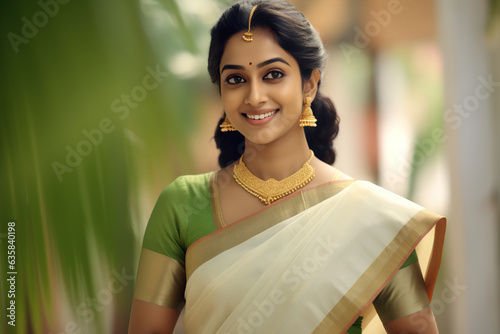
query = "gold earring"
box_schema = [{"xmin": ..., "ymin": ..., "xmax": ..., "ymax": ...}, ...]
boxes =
[
  {"xmin": 300, "ymin": 97, "xmax": 317, "ymax": 127},
  {"xmin": 220, "ymin": 115, "xmax": 237, "ymax": 132}
]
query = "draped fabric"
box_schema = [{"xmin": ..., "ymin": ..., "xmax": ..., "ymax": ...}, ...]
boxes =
[
  {"xmin": 182, "ymin": 180, "xmax": 445, "ymax": 334},
  {"xmin": 134, "ymin": 174, "xmax": 446, "ymax": 333}
]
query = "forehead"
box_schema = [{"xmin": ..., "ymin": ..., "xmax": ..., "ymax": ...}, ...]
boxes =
[{"xmin": 220, "ymin": 28, "xmax": 297, "ymax": 69}]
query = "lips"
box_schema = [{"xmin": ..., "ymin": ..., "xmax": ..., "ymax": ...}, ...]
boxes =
[{"xmin": 244, "ymin": 109, "xmax": 279, "ymax": 120}]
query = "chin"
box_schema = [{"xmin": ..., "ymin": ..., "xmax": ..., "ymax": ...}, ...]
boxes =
[
  {"xmin": 242, "ymin": 127, "xmax": 281, "ymax": 145},
  {"xmin": 239, "ymin": 118, "xmax": 299, "ymax": 146}
]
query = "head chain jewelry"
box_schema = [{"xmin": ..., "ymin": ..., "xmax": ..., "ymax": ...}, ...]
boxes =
[{"xmin": 243, "ymin": 5, "xmax": 259, "ymax": 42}]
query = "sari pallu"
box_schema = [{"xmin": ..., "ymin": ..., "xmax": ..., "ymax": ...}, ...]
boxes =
[{"xmin": 183, "ymin": 180, "xmax": 446, "ymax": 334}]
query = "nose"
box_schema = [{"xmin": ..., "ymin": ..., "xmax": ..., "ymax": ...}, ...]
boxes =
[{"xmin": 244, "ymin": 80, "xmax": 267, "ymax": 107}]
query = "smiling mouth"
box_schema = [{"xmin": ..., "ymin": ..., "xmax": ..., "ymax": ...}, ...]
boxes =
[{"xmin": 244, "ymin": 109, "xmax": 279, "ymax": 120}]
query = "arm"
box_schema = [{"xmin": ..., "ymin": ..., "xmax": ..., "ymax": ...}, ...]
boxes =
[
  {"xmin": 383, "ymin": 306, "xmax": 438, "ymax": 334},
  {"xmin": 128, "ymin": 299, "xmax": 180, "ymax": 334},
  {"xmin": 129, "ymin": 181, "xmax": 188, "ymax": 333},
  {"xmin": 373, "ymin": 251, "xmax": 439, "ymax": 333}
]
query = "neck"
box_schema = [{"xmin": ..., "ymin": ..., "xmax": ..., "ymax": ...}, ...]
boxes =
[{"xmin": 243, "ymin": 133, "xmax": 311, "ymax": 181}]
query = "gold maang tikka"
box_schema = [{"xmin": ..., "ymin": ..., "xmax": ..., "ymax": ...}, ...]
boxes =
[{"xmin": 243, "ymin": 5, "xmax": 259, "ymax": 42}]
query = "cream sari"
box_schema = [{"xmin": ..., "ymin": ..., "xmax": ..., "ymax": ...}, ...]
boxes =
[{"xmin": 182, "ymin": 180, "xmax": 445, "ymax": 334}]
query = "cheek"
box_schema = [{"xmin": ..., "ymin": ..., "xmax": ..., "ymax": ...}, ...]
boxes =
[
  {"xmin": 221, "ymin": 90, "xmax": 239, "ymax": 112},
  {"xmin": 281, "ymin": 74, "xmax": 303, "ymax": 98},
  {"xmin": 278, "ymin": 81, "xmax": 303, "ymax": 111}
]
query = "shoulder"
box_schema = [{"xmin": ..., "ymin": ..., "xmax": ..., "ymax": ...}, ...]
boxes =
[
  {"xmin": 159, "ymin": 172, "xmax": 214, "ymax": 201},
  {"xmin": 316, "ymin": 166, "xmax": 416, "ymax": 209},
  {"xmin": 342, "ymin": 181, "xmax": 446, "ymax": 236},
  {"xmin": 143, "ymin": 172, "xmax": 216, "ymax": 257},
  {"xmin": 310, "ymin": 159, "xmax": 354, "ymax": 186},
  {"xmin": 348, "ymin": 180, "xmax": 423, "ymax": 209},
  {"xmin": 149, "ymin": 172, "xmax": 215, "ymax": 226}
]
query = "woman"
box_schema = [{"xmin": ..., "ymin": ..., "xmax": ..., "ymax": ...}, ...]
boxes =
[{"xmin": 128, "ymin": 1, "xmax": 446, "ymax": 333}]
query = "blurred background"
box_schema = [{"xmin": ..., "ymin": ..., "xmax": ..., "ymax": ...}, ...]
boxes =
[{"xmin": 1, "ymin": 0, "xmax": 499, "ymax": 333}]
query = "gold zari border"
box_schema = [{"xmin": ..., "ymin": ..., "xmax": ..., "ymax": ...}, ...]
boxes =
[
  {"xmin": 312, "ymin": 209, "xmax": 446, "ymax": 333},
  {"xmin": 133, "ymin": 248, "xmax": 186, "ymax": 310},
  {"xmin": 373, "ymin": 261, "xmax": 430, "ymax": 323}
]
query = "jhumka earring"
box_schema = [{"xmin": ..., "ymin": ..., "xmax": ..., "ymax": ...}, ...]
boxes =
[
  {"xmin": 299, "ymin": 97, "xmax": 317, "ymax": 127},
  {"xmin": 242, "ymin": 5, "xmax": 259, "ymax": 42},
  {"xmin": 220, "ymin": 115, "xmax": 237, "ymax": 132}
]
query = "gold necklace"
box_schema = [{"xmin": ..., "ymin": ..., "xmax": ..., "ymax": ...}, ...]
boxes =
[{"xmin": 233, "ymin": 150, "xmax": 316, "ymax": 205}]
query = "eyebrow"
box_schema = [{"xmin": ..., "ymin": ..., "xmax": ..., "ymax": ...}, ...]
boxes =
[{"xmin": 220, "ymin": 57, "xmax": 291, "ymax": 74}]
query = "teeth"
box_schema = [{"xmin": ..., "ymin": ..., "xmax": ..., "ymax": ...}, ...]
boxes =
[{"xmin": 246, "ymin": 109, "xmax": 278, "ymax": 120}]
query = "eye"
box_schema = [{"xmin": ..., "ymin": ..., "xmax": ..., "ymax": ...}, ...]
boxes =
[
  {"xmin": 225, "ymin": 75, "xmax": 246, "ymax": 85},
  {"xmin": 264, "ymin": 70, "xmax": 284, "ymax": 80}
]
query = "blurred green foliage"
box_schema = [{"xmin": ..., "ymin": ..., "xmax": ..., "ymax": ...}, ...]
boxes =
[{"xmin": 0, "ymin": 0, "xmax": 224, "ymax": 332}]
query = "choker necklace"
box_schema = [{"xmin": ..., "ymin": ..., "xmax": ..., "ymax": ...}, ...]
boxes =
[{"xmin": 233, "ymin": 150, "xmax": 316, "ymax": 205}]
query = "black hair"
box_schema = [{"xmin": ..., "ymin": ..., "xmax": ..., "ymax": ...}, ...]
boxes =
[{"xmin": 209, "ymin": 0, "xmax": 340, "ymax": 168}]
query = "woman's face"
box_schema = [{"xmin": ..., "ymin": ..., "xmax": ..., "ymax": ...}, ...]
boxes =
[{"xmin": 219, "ymin": 28, "xmax": 309, "ymax": 146}]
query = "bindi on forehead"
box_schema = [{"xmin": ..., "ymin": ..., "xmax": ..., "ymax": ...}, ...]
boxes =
[{"xmin": 249, "ymin": 62, "xmax": 252, "ymax": 65}]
